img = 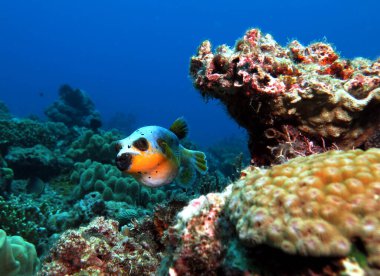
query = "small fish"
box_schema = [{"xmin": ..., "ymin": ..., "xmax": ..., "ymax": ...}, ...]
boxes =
[{"xmin": 115, "ymin": 118, "xmax": 208, "ymax": 187}]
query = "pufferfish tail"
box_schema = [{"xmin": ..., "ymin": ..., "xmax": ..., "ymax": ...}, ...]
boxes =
[{"xmin": 176, "ymin": 146, "xmax": 208, "ymax": 187}]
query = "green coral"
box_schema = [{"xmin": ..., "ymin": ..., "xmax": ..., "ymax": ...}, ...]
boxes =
[
  {"xmin": 0, "ymin": 119, "xmax": 70, "ymax": 150},
  {"xmin": 0, "ymin": 194, "xmax": 57, "ymax": 248},
  {"xmin": 66, "ymin": 129, "xmax": 122, "ymax": 163},
  {"xmin": 0, "ymin": 196, "xmax": 41, "ymax": 245},
  {"xmin": 70, "ymin": 159, "xmax": 168, "ymax": 208},
  {"xmin": 0, "ymin": 229, "xmax": 40, "ymax": 276},
  {"xmin": 0, "ymin": 167, "xmax": 13, "ymax": 193}
]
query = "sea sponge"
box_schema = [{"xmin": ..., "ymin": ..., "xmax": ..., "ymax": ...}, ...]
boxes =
[
  {"xmin": 227, "ymin": 149, "xmax": 380, "ymax": 269},
  {"xmin": 0, "ymin": 229, "xmax": 40, "ymax": 276}
]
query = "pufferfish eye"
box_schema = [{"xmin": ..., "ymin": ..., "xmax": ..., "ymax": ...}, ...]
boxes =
[{"xmin": 133, "ymin": 137, "xmax": 149, "ymax": 151}]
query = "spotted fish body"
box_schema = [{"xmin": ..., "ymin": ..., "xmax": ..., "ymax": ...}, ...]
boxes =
[{"xmin": 115, "ymin": 118, "xmax": 207, "ymax": 187}]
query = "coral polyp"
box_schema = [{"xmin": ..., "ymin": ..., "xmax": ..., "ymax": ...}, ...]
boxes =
[{"xmin": 227, "ymin": 148, "xmax": 380, "ymax": 270}]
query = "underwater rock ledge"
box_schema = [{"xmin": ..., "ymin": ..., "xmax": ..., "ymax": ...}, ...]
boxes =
[{"xmin": 190, "ymin": 28, "xmax": 380, "ymax": 165}]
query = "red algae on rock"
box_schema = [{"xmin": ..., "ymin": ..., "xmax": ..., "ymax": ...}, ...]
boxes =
[{"xmin": 190, "ymin": 29, "xmax": 380, "ymax": 165}]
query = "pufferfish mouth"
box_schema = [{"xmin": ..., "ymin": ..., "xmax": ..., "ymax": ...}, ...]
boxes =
[{"xmin": 115, "ymin": 153, "xmax": 132, "ymax": 171}]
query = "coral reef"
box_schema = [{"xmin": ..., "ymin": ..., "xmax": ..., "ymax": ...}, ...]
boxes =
[
  {"xmin": 190, "ymin": 28, "xmax": 380, "ymax": 164},
  {"xmin": 40, "ymin": 217, "xmax": 162, "ymax": 275},
  {"xmin": 167, "ymin": 188, "xmax": 231, "ymax": 275},
  {"xmin": 66, "ymin": 129, "xmax": 122, "ymax": 163},
  {"xmin": 165, "ymin": 182, "xmax": 365, "ymax": 275},
  {"xmin": 0, "ymin": 100, "xmax": 11, "ymax": 120},
  {"xmin": 0, "ymin": 229, "xmax": 40, "ymax": 276},
  {"xmin": 47, "ymin": 192, "xmax": 107, "ymax": 233},
  {"xmin": 70, "ymin": 159, "xmax": 167, "ymax": 207},
  {"xmin": 0, "ymin": 167, "xmax": 13, "ymax": 194},
  {"xmin": 5, "ymin": 145, "xmax": 72, "ymax": 180},
  {"xmin": 0, "ymin": 189, "xmax": 66, "ymax": 256},
  {"xmin": 45, "ymin": 84, "xmax": 102, "ymax": 130},
  {"xmin": 227, "ymin": 148, "xmax": 380, "ymax": 271},
  {"xmin": 0, "ymin": 119, "xmax": 70, "ymax": 151},
  {"xmin": 206, "ymin": 136, "xmax": 249, "ymax": 179}
]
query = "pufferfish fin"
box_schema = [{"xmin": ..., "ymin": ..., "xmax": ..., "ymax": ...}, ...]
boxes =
[
  {"xmin": 176, "ymin": 146, "xmax": 207, "ymax": 186},
  {"xmin": 169, "ymin": 117, "xmax": 188, "ymax": 140},
  {"xmin": 157, "ymin": 138, "xmax": 180, "ymax": 166},
  {"xmin": 181, "ymin": 146, "xmax": 208, "ymax": 174},
  {"xmin": 177, "ymin": 163, "xmax": 196, "ymax": 187},
  {"xmin": 176, "ymin": 146, "xmax": 208, "ymax": 186}
]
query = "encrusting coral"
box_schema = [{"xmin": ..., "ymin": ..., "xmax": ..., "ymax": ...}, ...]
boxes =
[
  {"xmin": 227, "ymin": 148, "xmax": 380, "ymax": 271},
  {"xmin": 167, "ymin": 189, "xmax": 231, "ymax": 275},
  {"xmin": 190, "ymin": 28, "xmax": 380, "ymax": 164},
  {"xmin": 40, "ymin": 217, "xmax": 162, "ymax": 275}
]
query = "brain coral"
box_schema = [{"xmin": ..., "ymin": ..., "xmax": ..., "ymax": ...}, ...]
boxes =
[
  {"xmin": 227, "ymin": 149, "xmax": 380, "ymax": 270},
  {"xmin": 190, "ymin": 28, "xmax": 380, "ymax": 164}
]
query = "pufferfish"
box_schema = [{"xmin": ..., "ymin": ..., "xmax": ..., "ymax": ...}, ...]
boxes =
[{"xmin": 115, "ymin": 118, "xmax": 208, "ymax": 187}]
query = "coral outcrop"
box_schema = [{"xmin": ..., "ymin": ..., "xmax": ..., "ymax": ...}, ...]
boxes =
[
  {"xmin": 70, "ymin": 159, "xmax": 167, "ymax": 207},
  {"xmin": 167, "ymin": 189, "xmax": 231, "ymax": 275},
  {"xmin": 0, "ymin": 191, "xmax": 65, "ymax": 256},
  {"xmin": 227, "ymin": 148, "xmax": 380, "ymax": 271},
  {"xmin": 5, "ymin": 145, "xmax": 72, "ymax": 180},
  {"xmin": 0, "ymin": 119, "xmax": 70, "ymax": 151},
  {"xmin": 0, "ymin": 167, "xmax": 13, "ymax": 194},
  {"xmin": 66, "ymin": 129, "xmax": 122, "ymax": 163},
  {"xmin": 190, "ymin": 28, "xmax": 380, "ymax": 164},
  {"xmin": 45, "ymin": 84, "xmax": 102, "ymax": 129},
  {"xmin": 0, "ymin": 101, "xmax": 11, "ymax": 120},
  {"xmin": 40, "ymin": 217, "xmax": 161, "ymax": 275},
  {"xmin": 0, "ymin": 229, "xmax": 40, "ymax": 275}
]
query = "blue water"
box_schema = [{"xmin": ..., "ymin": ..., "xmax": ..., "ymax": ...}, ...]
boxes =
[{"xmin": 0, "ymin": 0, "xmax": 379, "ymax": 145}]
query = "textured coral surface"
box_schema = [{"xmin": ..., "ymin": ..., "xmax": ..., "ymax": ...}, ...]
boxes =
[
  {"xmin": 0, "ymin": 229, "xmax": 40, "ymax": 275},
  {"xmin": 190, "ymin": 29, "xmax": 380, "ymax": 164},
  {"xmin": 40, "ymin": 217, "xmax": 161, "ymax": 275},
  {"xmin": 168, "ymin": 189, "xmax": 231, "ymax": 275},
  {"xmin": 228, "ymin": 149, "xmax": 380, "ymax": 270}
]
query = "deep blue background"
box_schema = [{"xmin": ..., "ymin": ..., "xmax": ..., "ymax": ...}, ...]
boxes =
[{"xmin": 0, "ymin": 0, "xmax": 379, "ymax": 146}]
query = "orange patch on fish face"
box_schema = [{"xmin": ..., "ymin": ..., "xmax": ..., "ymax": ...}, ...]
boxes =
[
  {"xmin": 153, "ymin": 158, "xmax": 178, "ymax": 181},
  {"xmin": 128, "ymin": 151, "xmax": 168, "ymax": 174}
]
